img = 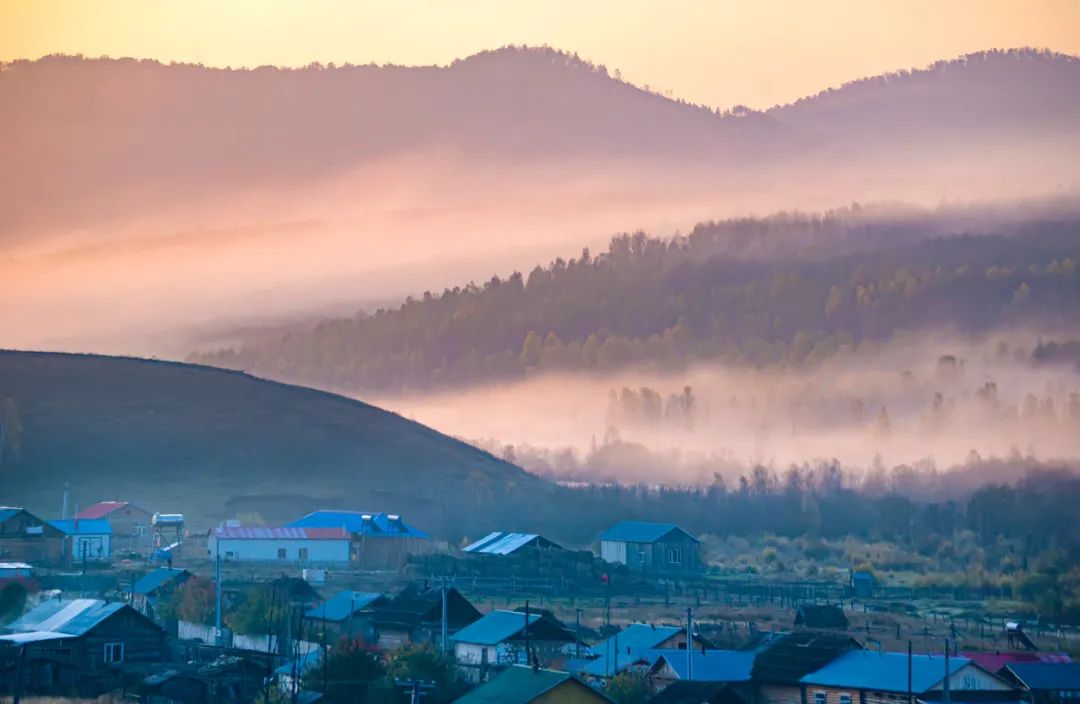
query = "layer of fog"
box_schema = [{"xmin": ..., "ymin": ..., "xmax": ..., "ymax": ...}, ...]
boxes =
[{"xmin": 374, "ymin": 330, "xmax": 1080, "ymax": 485}]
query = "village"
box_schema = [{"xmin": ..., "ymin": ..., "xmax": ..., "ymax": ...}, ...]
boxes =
[{"xmin": 0, "ymin": 500, "xmax": 1077, "ymax": 704}]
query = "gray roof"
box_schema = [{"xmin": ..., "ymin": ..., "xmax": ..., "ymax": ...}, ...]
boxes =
[
  {"xmin": 463, "ymin": 532, "xmax": 562, "ymax": 555},
  {"xmin": 8, "ymin": 598, "xmax": 159, "ymax": 637},
  {"xmin": 599, "ymin": 521, "xmax": 697, "ymax": 544}
]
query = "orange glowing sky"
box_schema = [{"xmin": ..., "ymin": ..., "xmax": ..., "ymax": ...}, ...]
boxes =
[{"xmin": 2, "ymin": 0, "xmax": 1079, "ymax": 109}]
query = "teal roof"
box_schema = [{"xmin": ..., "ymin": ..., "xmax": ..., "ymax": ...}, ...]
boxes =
[
  {"xmin": 590, "ymin": 623, "xmax": 682, "ymax": 656},
  {"xmin": 304, "ymin": 591, "xmax": 384, "ymax": 622},
  {"xmin": 801, "ymin": 651, "xmax": 970, "ymax": 692},
  {"xmin": 453, "ymin": 666, "xmax": 612, "ymax": 704},
  {"xmin": 599, "ymin": 521, "xmax": 696, "ymax": 544},
  {"xmin": 451, "ymin": 610, "xmax": 540, "ymax": 646},
  {"xmin": 48, "ymin": 519, "xmax": 111, "ymax": 535},
  {"xmin": 133, "ymin": 567, "xmax": 189, "ymax": 595},
  {"xmin": 652, "ymin": 649, "xmax": 755, "ymax": 682}
]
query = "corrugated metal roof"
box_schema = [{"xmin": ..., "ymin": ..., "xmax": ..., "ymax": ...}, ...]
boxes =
[
  {"xmin": 801, "ymin": 650, "xmax": 970, "ymax": 692},
  {"xmin": 48, "ymin": 519, "xmax": 112, "ymax": 535},
  {"xmin": 287, "ymin": 510, "xmax": 430, "ymax": 539},
  {"xmin": 0, "ymin": 631, "xmax": 76, "ymax": 644},
  {"xmin": 0, "ymin": 507, "xmax": 24, "ymax": 523},
  {"xmin": 213, "ymin": 526, "xmax": 349, "ymax": 540},
  {"xmin": 76, "ymin": 501, "xmax": 130, "ymax": 519},
  {"xmin": 589, "ymin": 623, "xmax": 682, "ymax": 657},
  {"xmin": 304, "ymin": 591, "xmax": 384, "ymax": 622},
  {"xmin": 962, "ymin": 651, "xmax": 1071, "ymax": 673},
  {"xmin": 133, "ymin": 567, "xmax": 190, "ymax": 595},
  {"xmin": 454, "ymin": 665, "xmax": 613, "ymax": 704},
  {"xmin": 8, "ymin": 599, "xmax": 134, "ymax": 636},
  {"xmin": 652, "ymin": 649, "xmax": 755, "ymax": 682},
  {"xmin": 599, "ymin": 521, "xmax": 696, "ymax": 544},
  {"xmin": 1003, "ymin": 662, "xmax": 1080, "ymax": 689},
  {"xmin": 451, "ymin": 610, "xmax": 541, "ymax": 646},
  {"xmin": 463, "ymin": 532, "xmax": 561, "ymax": 555}
]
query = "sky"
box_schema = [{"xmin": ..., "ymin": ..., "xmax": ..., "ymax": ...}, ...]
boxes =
[{"xmin": 2, "ymin": 0, "xmax": 1079, "ymax": 109}]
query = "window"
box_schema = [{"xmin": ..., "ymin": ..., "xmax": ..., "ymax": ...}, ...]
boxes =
[
  {"xmin": 135, "ymin": 524, "xmax": 148, "ymax": 536},
  {"xmin": 840, "ymin": 695, "xmax": 852, "ymax": 704},
  {"xmin": 814, "ymin": 692, "xmax": 826, "ymax": 704},
  {"xmin": 298, "ymin": 548, "xmax": 309, "ymax": 560},
  {"xmin": 277, "ymin": 548, "xmax": 287, "ymax": 559},
  {"xmin": 668, "ymin": 547, "xmax": 682, "ymax": 564},
  {"xmin": 225, "ymin": 551, "xmax": 235, "ymax": 558},
  {"xmin": 104, "ymin": 642, "xmax": 124, "ymax": 664}
]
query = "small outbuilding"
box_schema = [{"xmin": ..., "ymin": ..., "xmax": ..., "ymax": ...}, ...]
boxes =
[
  {"xmin": 794, "ymin": 604, "xmax": 849, "ymax": 631},
  {"xmin": 209, "ymin": 526, "xmax": 351, "ymax": 564},
  {"xmin": 463, "ymin": 532, "xmax": 563, "ymax": 556},
  {"xmin": 48, "ymin": 519, "xmax": 112, "ymax": 564}
]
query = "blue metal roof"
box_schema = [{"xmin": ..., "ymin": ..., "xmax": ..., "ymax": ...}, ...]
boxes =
[
  {"xmin": 1003, "ymin": 662, "xmax": 1080, "ymax": 689},
  {"xmin": 47, "ymin": 519, "xmax": 112, "ymax": 535},
  {"xmin": 275, "ymin": 648, "xmax": 322, "ymax": 676},
  {"xmin": 463, "ymin": 532, "xmax": 561, "ymax": 555},
  {"xmin": 0, "ymin": 507, "xmax": 22, "ymax": 523},
  {"xmin": 450, "ymin": 610, "xmax": 541, "ymax": 646},
  {"xmin": 133, "ymin": 567, "xmax": 189, "ymax": 595},
  {"xmin": 8, "ymin": 599, "xmax": 146, "ymax": 636},
  {"xmin": 286, "ymin": 510, "xmax": 430, "ymax": 539},
  {"xmin": 304, "ymin": 591, "xmax": 384, "ymax": 622},
  {"xmin": 589, "ymin": 623, "xmax": 682, "ymax": 657},
  {"xmin": 801, "ymin": 651, "xmax": 971, "ymax": 692},
  {"xmin": 599, "ymin": 521, "xmax": 696, "ymax": 544},
  {"xmin": 652, "ymin": 649, "xmax": 755, "ymax": 682}
]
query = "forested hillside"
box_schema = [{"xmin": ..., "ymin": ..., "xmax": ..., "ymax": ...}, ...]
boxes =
[{"xmin": 190, "ymin": 207, "xmax": 1080, "ymax": 392}]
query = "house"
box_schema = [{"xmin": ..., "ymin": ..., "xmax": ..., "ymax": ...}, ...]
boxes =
[
  {"xmin": 0, "ymin": 507, "xmax": 66, "ymax": 565},
  {"xmin": 76, "ymin": 501, "xmax": 153, "ymax": 554},
  {"xmin": 132, "ymin": 567, "xmax": 192, "ymax": 618},
  {"xmin": 572, "ymin": 623, "xmax": 710, "ymax": 681},
  {"xmin": 798, "ymin": 650, "xmax": 1015, "ymax": 704},
  {"xmin": 961, "ymin": 651, "xmax": 1071, "ymax": 675},
  {"xmin": 451, "ymin": 610, "xmax": 579, "ymax": 681},
  {"xmin": 750, "ymin": 632, "xmax": 861, "ymax": 703},
  {"xmin": 209, "ymin": 526, "xmax": 351, "ymax": 564},
  {"xmin": 647, "ymin": 682, "xmax": 750, "ymax": 704},
  {"xmin": 302, "ymin": 590, "xmax": 387, "ymax": 644},
  {"xmin": 453, "ymin": 665, "xmax": 614, "ymax": 704},
  {"xmin": 463, "ymin": 532, "xmax": 564, "ymax": 556},
  {"xmin": 48, "ymin": 519, "xmax": 112, "ymax": 563},
  {"xmin": 287, "ymin": 510, "xmax": 433, "ymax": 569},
  {"xmin": 0, "ymin": 597, "xmax": 167, "ymax": 690},
  {"xmin": 998, "ymin": 662, "xmax": 1080, "ymax": 704},
  {"xmin": 370, "ymin": 584, "xmax": 482, "ymax": 649},
  {"xmin": 648, "ymin": 649, "xmax": 755, "ymax": 690},
  {"xmin": 141, "ymin": 653, "xmax": 270, "ymax": 704},
  {"xmin": 794, "ymin": 605, "xmax": 848, "ymax": 631},
  {"xmin": 599, "ymin": 522, "xmax": 700, "ymax": 575}
]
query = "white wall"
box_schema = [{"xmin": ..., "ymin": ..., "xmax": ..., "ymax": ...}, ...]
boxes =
[
  {"xmin": 209, "ymin": 538, "xmax": 349, "ymax": 563},
  {"xmin": 600, "ymin": 540, "xmax": 627, "ymax": 565},
  {"xmin": 70, "ymin": 534, "xmax": 111, "ymax": 561}
]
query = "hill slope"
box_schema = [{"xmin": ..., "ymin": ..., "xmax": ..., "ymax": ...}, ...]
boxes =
[{"xmin": 0, "ymin": 350, "xmax": 553, "ymax": 536}]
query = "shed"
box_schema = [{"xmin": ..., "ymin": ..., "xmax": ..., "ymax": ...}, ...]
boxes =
[
  {"xmin": 48, "ymin": 519, "xmax": 112, "ymax": 563},
  {"xmin": 0, "ymin": 507, "xmax": 66, "ymax": 565},
  {"xmin": 209, "ymin": 526, "xmax": 350, "ymax": 564},
  {"xmin": 464, "ymin": 532, "xmax": 563, "ymax": 556},
  {"xmin": 287, "ymin": 510, "xmax": 433, "ymax": 568},
  {"xmin": 794, "ymin": 604, "xmax": 849, "ymax": 630},
  {"xmin": 850, "ymin": 570, "xmax": 875, "ymax": 598},
  {"xmin": 452, "ymin": 665, "xmax": 614, "ymax": 704},
  {"xmin": 599, "ymin": 522, "xmax": 699, "ymax": 575}
]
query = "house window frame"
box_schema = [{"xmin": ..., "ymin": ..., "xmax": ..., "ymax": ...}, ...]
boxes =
[
  {"xmin": 840, "ymin": 694, "xmax": 852, "ymax": 704},
  {"xmin": 298, "ymin": 547, "xmax": 309, "ymax": 561},
  {"xmin": 134, "ymin": 524, "xmax": 149, "ymax": 536},
  {"xmin": 668, "ymin": 546, "xmax": 682, "ymax": 565},
  {"xmin": 104, "ymin": 642, "xmax": 125, "ymax": 664},
  {"xmin": 814, "ymin": 692, "xmax": 827, "ymax": 704},
  {"xmin": 277, "ymin": 547, "xmax": 287, "ymax": 559}
]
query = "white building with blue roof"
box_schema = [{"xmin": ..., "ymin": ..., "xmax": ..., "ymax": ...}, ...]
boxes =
[
  {"xmin": 286, "ymin": 510, "xmax": 433, "ymax": 569},
  {"xmin": 48, "ymin": 518, "xmax": 112, "ymax": 563},
  {"xmin": 450, "ymin": 610, "xmax": 578, "ymax": 682}
]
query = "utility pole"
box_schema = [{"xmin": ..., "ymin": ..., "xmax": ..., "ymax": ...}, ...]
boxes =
[
  {"xmin": 907, "ymin": 640, "xmax": 913, "ymax": 704},
  {"xmin": 214, "ymin": 551, "xmax": 223, "ymax": 646},
  {"xmin": 575, "ymin": 609, "xmax": 582, "ymax": 659},
  {"xmin": 523, "ymin": 600, "xmax": 531, "ymax": 666},
  {"xmin": 943, "ymin": 639, "xmax": 951, "ymax": 704},
  {"xmin": 12, "ymin": 644, "xmax": 26, "ymax": 704},
  {"xmin": 686, "ymin": 607, "xmax": 694, "ymax": 682},
  {"xmin": 61, "ymin": 482, "xmax": 70, "ymax": 520},
  {"xmin": 441, "ymin": 582, "xmax": 449, "ymax": 655}
]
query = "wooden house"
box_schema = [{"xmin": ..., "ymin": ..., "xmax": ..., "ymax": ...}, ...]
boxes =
[
  {"xmin": 369, "ymin": 584, "xmax": 482, "ymax": 649},
  {"xmin": 451, "ymin": 610, "xmax": 578, "ymax": 682},
  {"xmin": 76, "ymin": 501, "xmax": 154, "ymax": 554},
  {"xmin": 0, "ymin": 507, "xmax": 66, "ymax": 565},
  {"xmin": 797, "ymin": 650, "xmax": 1016, "ymax": 704},
  {"xmin": 599, "ymin": 522, "xmax": 700, "ymax": 575},
  {"xmin": 0, "ymin": 598, "xmax": 167, "ymax": 696},
  {"xmin": 749, "ymin": 632, "xmax": 861, "ymax": 704},
  {"xmin": 998, "ymin": 662, "xmax": 1080, "ymax": 704},
  {"xmin": 302, "ymin": 590, "xmax": 387, "ymax": 644},
  {"xmin": 453, "ymin": 665, "xmax": 615, "ymax": 704}
]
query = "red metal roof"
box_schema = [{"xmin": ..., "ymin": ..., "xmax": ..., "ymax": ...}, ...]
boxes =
[
  {"xmin": 76, "ymin": 501, "xmax": 129, "ymax": 519},
  {"xmin": 213, "ymin": 526, "xmax": 349, "ymax": 540},
  {"xmin": 962, "ymin": 651, "xmax": 1072, "ymax": 673}
]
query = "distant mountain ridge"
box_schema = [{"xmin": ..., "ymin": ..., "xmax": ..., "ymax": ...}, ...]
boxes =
[{"xmin": 2, "ymin": 46, "xmax": 1077, "ymax": 238}]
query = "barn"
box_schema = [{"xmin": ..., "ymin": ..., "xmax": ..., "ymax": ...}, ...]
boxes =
[{"xmin": 599, "ymin": 521, "xmax": 700, "ymax": 575}]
